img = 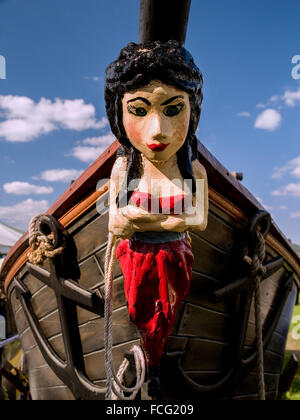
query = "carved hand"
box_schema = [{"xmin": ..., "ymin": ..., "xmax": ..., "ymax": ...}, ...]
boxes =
[{"xmin": 120, "ymin": 205, "xmax": 168, "ymax": 223}]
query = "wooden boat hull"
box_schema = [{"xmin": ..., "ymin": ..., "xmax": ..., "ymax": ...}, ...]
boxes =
[{"xmin": 1, "ymin": 141, "xmax": 299, "ymax": 400}]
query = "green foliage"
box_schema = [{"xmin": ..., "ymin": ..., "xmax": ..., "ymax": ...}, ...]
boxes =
[
  {"xmin": 292, "ymin": 244, "xmax": 300, "ymax": 253},
  {"xmin": 282, "ymin": 354, "xmax": 300, "ymax": 400},
  {"xmin": 282, "ymin": 304, "xmax": 300, "ymax": 400}
]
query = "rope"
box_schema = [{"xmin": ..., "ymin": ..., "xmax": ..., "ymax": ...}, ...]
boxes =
[
  {"xmin": 243, "ymin": 231, "xmax": 266, "ymax": 400},
  {"xmin": 28, "ymin": 215, "xmax": 64, "ymax": 265},
  {"xmin": 104, "ymin": 232, "xmax": 146, "ymax": 400}
]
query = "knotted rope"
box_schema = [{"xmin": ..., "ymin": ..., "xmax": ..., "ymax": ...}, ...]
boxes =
[
  {"xmin": 243, "ymin": 230, "xmax": 266, "ymax": 400},
  {"xmin": 28, "ymin": 215, "xmax": 64, "ymax": 265},
  {"xmin": 104, "ymin": 232, "xmax": 146, "ymax": 400}
]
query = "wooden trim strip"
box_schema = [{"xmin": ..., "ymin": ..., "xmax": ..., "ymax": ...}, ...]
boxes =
[
  {"xmin": 209, "ymin": 188, "xmax": 248, "ymax": 225},
  {"xmin": 58, "ymin": 183, "xmax": 109, "ymax": 227}
]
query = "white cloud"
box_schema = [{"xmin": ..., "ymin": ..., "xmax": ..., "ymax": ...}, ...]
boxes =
[
  {"xmin": 272, "ymin": 183, "xmax": 300, "ymax": 197},
  {"xmin": 82, "ymin": 133, "xmax": 115, "ymax": 146},
  {"xmin": 0, "ymin": 95, "xmax": 108, "ymax": 142},
  {"xmin": 83, "ymin": 76, "xmax": 103, "ymax": 82},
  {"xmin": 254, "ymin": 109, "xmax": 282, "ymax": 131},
  {"xmin": 0, "ymin": 199, "xmax": 49, "ymax": 230},
  {"xmin": 272, "ymin": 155, "xmax": 300, "ymax": 179},
  {"xmin": 71, "ymin": 133, "xmax": 115, "ymax": 163},
  {"xmin": 256, "ymin": 103, "xmax": 268, "ymax": 109},
  {"xmin": 237, "ymin": 112, "xmax": 251, "ymax": 117},
  {"xmin": 34, "ymin": 169, "xmax": 84, "ymax": 183},
  {"xmin": 282, "ymin": 87, "xmax": 300, "ymax": 107},
  {"xmin": 270, "ymin": 95, "xmax": 280, "ymax": 103},
  {"xmin": 3, "ymin": 182, "xmax": 53, "ymax": 195},
  {"xmin": 71, "ymin": 146, "xmax": 106, "ymax": 163},
  {"xmin": 255, "ymin": 87, "xmax": 300, "ymax": 117},
  {"xmin": 291, "ymin": 211, "xmax": 300, "ymax": 219}
]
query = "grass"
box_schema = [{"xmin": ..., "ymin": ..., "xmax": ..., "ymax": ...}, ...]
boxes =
[
  {"xmin": 281, "ymin": 353, "xmax": 300, "ymax": 400},
  {"xmin": 292, "ymin": 244, "xmax": 300, "ymax": 253},
  {"xmin": 281, "ymin": 304, "xmax": 300, "ymax": 400}
]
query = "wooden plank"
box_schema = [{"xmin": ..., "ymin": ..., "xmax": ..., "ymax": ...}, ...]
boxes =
[
  {"xmin": 277, "ymin": 283, "xmax": 298, "ymax": 332},
  {"xmin": 99, "ymin": 276, "xmax": 126, "ymax": 312},
  {"xmin": 78, "ymin": 255, "xmax": 104, "ymax": 290},
  {"xmin": 30, "ymin": 385, "xmax": 75, "ymax": 401},
  {"xmin": 9, "ymin": 288, "xmax": 22, "ymax": 316},
  {"xmin": 25, "ymin": 345, "xmax": 47, "ymax": 371},
  {"xmin": 30, "ymin": 286, "xmax": 57, "ymax": 320},
  {"xmin": 39, "ymin": 310, "xmax": 62, "ymax": 339},
  {"xmin": 28, "ymin": 364, "xmax": 65, "ymax": 390},
  {"xmin": 233, "ymin": 391, "xmax": 277, "ymax": 400},
  {"xmin": 189, "ymin": 233, "xmax": 236, "ymax": 280},
  {"xmin": 23, "ymin": 271, "xmax": 47, "ymax": 296},
  {"xmin": 96, "ymin": 243, "xmax": 123, "ymax": 279},
  {"xmin": 187, "ymin": 271, "xmax": 232, "ymax": 315},
  {"xmin": 251, "ymin": 350, "xmax": 284, "ymax": 374},
  {"xmin": 248, "ymin": 271, "xmax": 283, "ymax": 326},
  {"xmin": 170, "ymin": 302, "xmax": 186, "ymax": 335},
  {"xmin": 73, "ymin": 213, "xmax": 108, "ymax": 261},
  {"xmin": 234, "ymin": 372, "xmax": 280, "ymax": 396},
  {"xmin": 78, "ymin": 307, "xmax": 139, "ymax": 355},
  {"xmin": 67, "ymin": 206, "xmax": 100, "ymax": 235},
  {"xmin": 178, "ymin": 303, "xmax": 231, "ymax": 342},
  {"xmin": 180, "ymin": 338, "xmax": 229, "ymax": 371},
  {"xmin": 245, "ymin": 329, "xmax": 287, "ymax": 361},
  {"xmin": 14, "ymin": 304, "xmax": 28, "ymax": 335},
  {"xmin": 83, "ymin": 339, "xmax": 140, "ymax": 381},
  {"xmin": 209, "ymin": 202, "xmax": 244, "ymax": 231},
  {"xmin": 45, "ymin": 307, "xmax": 140, "ymax": 362},
  {"xmin": 165, "ymin": 336, "xmax": 188, "ymax": 352},
  {"xmin": 267, "ymin": 331, "xmax": 288, "ymax": 356},
  {"xmin": 48, "ymin": 334, "xmax": 66, "ymax": 361},
  {"xmin": 19, "ymin": 327, "xmax": 37, "ymax": 353},
  {"xmin": 194, "ymin": 211, "xmax": 240, "ymax": 255}
]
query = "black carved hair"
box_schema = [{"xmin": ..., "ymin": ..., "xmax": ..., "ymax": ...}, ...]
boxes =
[{"xmin": 105, "ymin": 40, "xmax": 203, "ymax": 203}]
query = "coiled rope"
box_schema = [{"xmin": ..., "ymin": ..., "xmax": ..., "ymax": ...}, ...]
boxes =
[
  {"xmin": 104, "ymin": 232, "xmax": 146, "ymax": 400},
  {"xmin": 243, "ymin": 230, "xmax": 266, "ymax": 400},
  {"xmin": 28, "ymin": 215, "xmax": 64, "ymax": 265}
]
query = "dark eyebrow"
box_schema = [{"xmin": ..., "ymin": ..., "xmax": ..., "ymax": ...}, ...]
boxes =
[
  {"xmin": 127, "ymin": 97, "xmax": 151, "ymax": 106},
  {"xmin": 160, "ymin": 95, "xmax": 184, "ymax": 106}
]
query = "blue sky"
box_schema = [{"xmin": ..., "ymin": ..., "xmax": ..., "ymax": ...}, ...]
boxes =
[{"xmin": 0, "ymin": 0, "xmax": 299, "ymax": 243}]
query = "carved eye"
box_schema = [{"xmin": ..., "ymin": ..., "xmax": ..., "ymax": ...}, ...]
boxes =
[
  {"xmin": 163, "ymin": 103, "xmax": 184, "ymax": 117},
  {"xmin": 128, "ymin": 105, "xmax": 147, "ymax": 117}
]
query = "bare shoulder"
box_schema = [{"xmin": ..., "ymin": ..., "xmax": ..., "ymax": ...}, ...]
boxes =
[
  {"xmin": 192, "ymin": 159, "xmax": 207, "ymax": 180},
  {"xmin": 110, "ymin": 156, "xmax": 127, "ymax": 180}
]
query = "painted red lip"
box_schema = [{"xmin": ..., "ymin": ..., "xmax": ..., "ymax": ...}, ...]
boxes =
[{"xmin": 147, "ymin": 143, "xmax": 169, "ymax": 152}]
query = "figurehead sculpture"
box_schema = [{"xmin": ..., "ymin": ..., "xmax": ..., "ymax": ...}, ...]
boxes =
[
  {"xmin": 104, "ymin": 39, "xmax": 208, "ymax": 393},
  {"xmin": 103, "ymin": 0, "xmax": 208, "ymax": 399}
]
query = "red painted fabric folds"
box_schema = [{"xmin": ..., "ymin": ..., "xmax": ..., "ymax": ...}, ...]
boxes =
[{"xmin": 116, "ymin": 236, "xmax": 194, "ymax": 367}]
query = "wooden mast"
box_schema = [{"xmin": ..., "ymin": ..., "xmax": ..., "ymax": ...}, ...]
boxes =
[{"xmin": 139, "ymin": 0, "xmax": 191, "ymax": 44}]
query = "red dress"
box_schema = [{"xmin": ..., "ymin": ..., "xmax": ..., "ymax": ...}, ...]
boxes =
[{"xmin": 116, "ymin": 192, "xmax": 194, "ymax": 367}]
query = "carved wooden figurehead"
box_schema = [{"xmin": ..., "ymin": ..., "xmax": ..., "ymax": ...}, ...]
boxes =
[{"xmin": 104, "ymin": 0, "xmax": 209, "ymax": 395}]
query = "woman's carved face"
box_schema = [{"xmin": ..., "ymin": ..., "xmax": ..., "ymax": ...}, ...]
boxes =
[{"xmin": 122, "ymin": 80, "xmax": 191, "ymax": 162}]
